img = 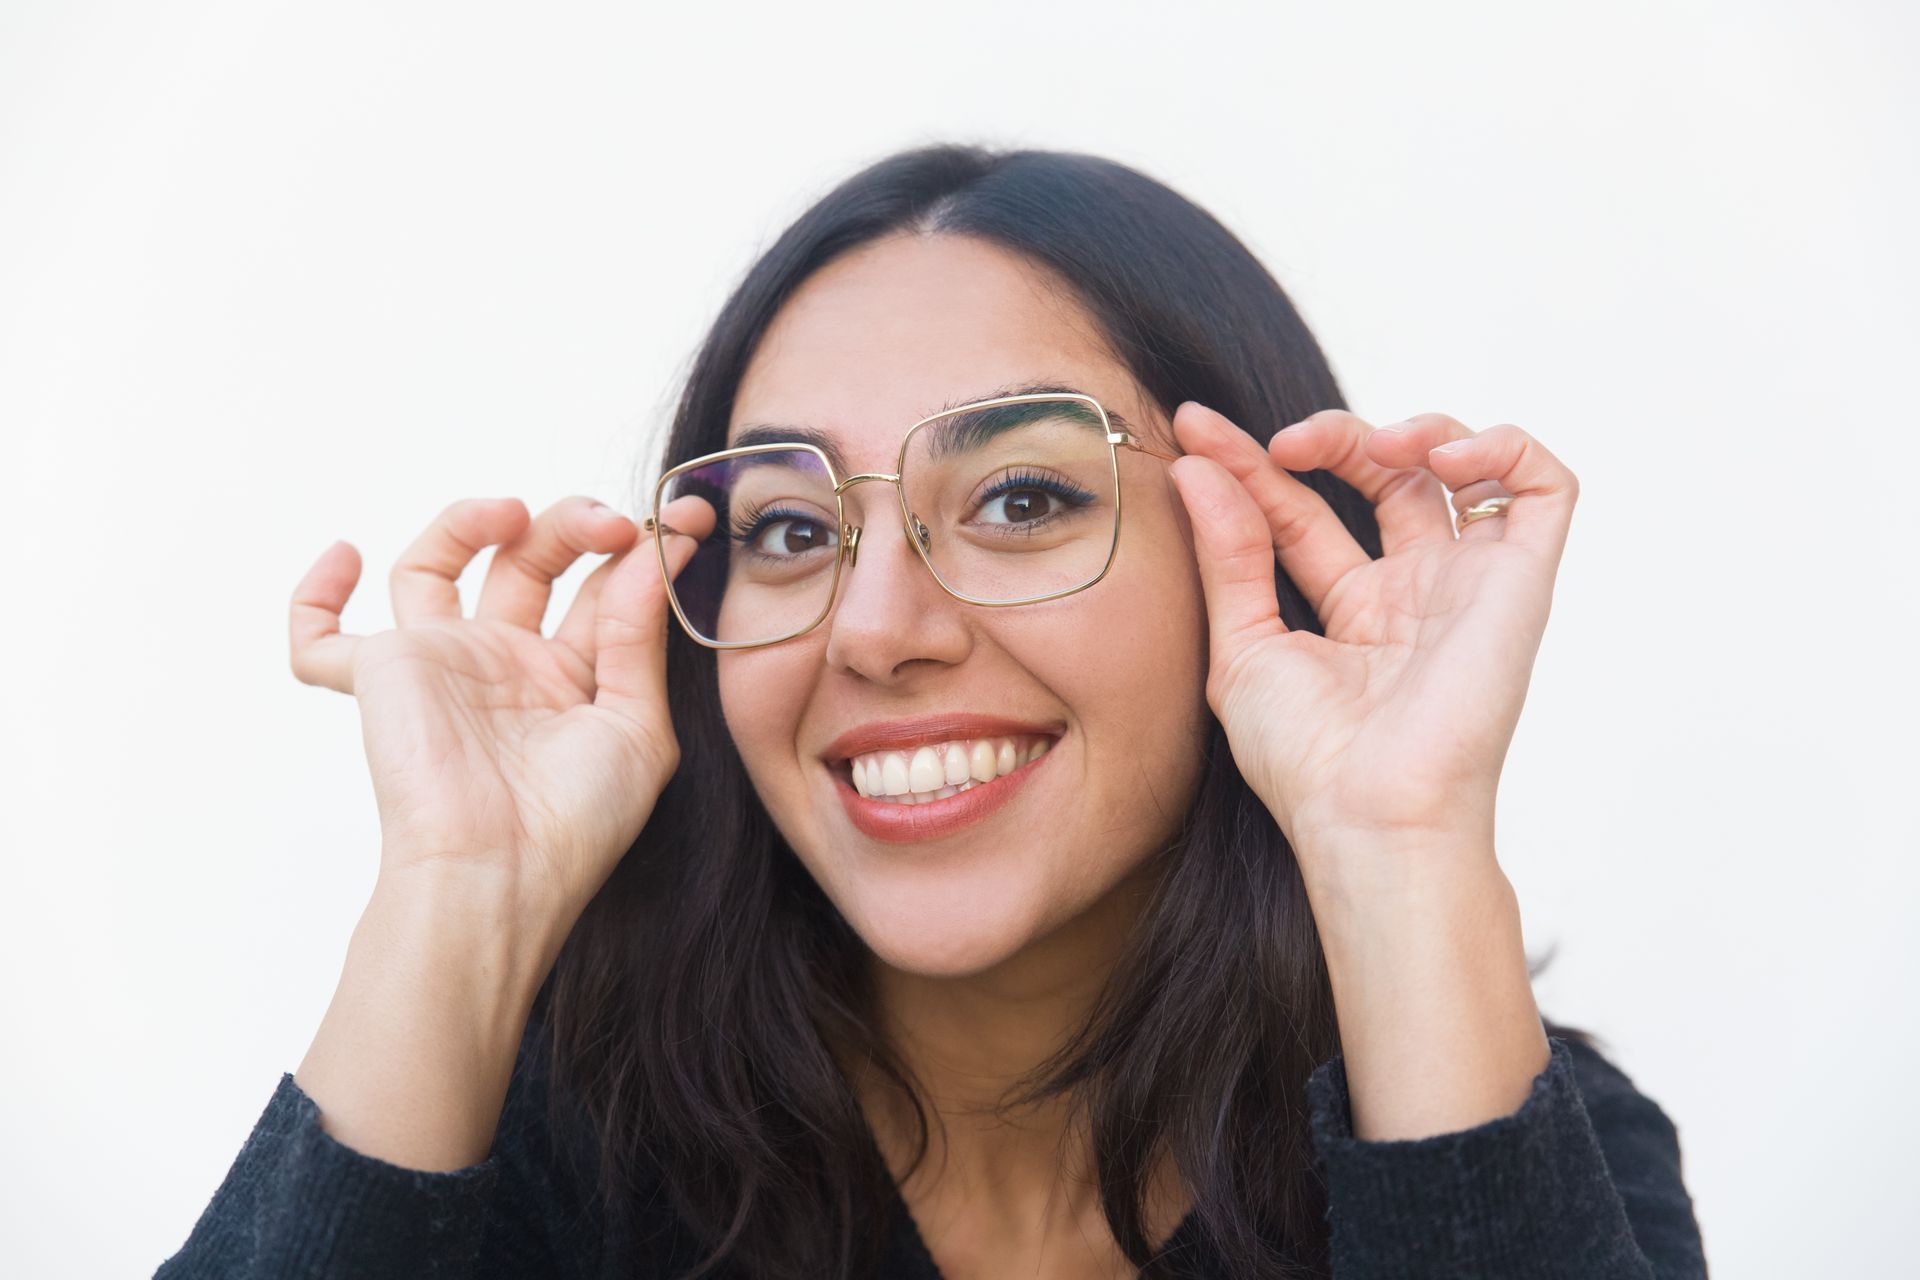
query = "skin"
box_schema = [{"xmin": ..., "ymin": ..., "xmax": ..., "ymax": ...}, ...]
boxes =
[
  {"xmin": 285, "ymin": 227, "xmax": 1580, "ymax": 1279},
  {"xmin": 718, "ymin": 231, "xmax": 1212, "ymax": 1273}
]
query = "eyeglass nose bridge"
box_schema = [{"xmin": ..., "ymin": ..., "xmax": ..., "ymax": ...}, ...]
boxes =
[{"xmin": 831, "ymin": 470, "xmax": 929, "ymax": 569}]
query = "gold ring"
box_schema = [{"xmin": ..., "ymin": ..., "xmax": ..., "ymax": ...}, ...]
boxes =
[{"xmin": 1458, "ymin": 496, "xmax": 1514, "ymax": 527}]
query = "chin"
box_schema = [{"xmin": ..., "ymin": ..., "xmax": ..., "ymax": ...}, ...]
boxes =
[{"xmin": 828, "ymin": 861, "xmax": 1059, "ymax": 978}]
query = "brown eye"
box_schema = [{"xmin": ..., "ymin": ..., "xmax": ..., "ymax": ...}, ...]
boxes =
[
  {"xmin": 993, "ymin": 488, "xmax": 1052, "ymax": 523},
  {"xmin": 745, "ymin": 514, "xmax": 834, "ymax": 557},
  {"xmin": 972, "ymin": 469, "xmax": 1095, "ymax": 529}
]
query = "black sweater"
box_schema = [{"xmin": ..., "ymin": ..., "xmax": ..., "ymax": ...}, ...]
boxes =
[{"xmin": 155, "ymin": 1013, "xmax": 1706, "ymax": 1278}]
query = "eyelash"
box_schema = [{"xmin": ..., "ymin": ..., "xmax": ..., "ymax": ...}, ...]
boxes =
[
  {"xmin": 974, "ymin": 469, "xmax": 1096, "ymax": 534},
  {"xmin": 728, "ymin": 500, "xmax": 834, "ymax": 558}
]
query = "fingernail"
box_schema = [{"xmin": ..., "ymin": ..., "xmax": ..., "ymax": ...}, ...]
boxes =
[
  {"xmin": 1371, "ymin": 421, "xmax": 1406, "ymax": 436},
  {"xmin": 591, "ymin": 503, "xmax": 622, "ymax": 518},
  {"xmin": 1431, "ymin": 439, "xmax": 1472, "ymax": 455}
]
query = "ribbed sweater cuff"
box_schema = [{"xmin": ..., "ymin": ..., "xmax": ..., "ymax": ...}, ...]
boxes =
[
  {"xmin": 249, "ymin": 1071, "xmax": 501, "ymax": 1278},
  {"xmin": 1306, "ymin": 1036, "xmax": 1652, "ymax": 1278}
]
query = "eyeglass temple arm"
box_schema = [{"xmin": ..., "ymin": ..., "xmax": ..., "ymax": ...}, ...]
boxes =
[{"xmin": 1111, "ymin": 432, "xmax": 1183, "ymax": 464}]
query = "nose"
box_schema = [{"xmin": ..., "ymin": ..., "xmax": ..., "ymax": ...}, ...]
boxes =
[{"xmin": 823, "ymin": 480, "xmax": 972, "ymax": 683}]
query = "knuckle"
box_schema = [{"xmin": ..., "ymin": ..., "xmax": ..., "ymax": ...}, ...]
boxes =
[
  {"xmin": 1202, "ymin": 661, "xmax": 1238, "ymax": 714},
  {"xmin": 595, "ymin": 609, "xmax": 648, "ymax": 643},
  {"xmin": 1263, "ymin": 503, "xmax": 1317, "ymax": 552}
]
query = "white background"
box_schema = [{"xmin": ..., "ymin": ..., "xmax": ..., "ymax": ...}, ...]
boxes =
[{"xmin": 2, "ymin": 2, "xmax": 1913, "ymax": 1275}]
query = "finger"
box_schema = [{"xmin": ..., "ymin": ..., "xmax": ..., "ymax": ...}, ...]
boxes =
[
  {"xmin": 1360, "ymin": 410, "xmax": 1479, "ymax": 468},
  {"xmin": 553, "ymin": 551, "xmax": 622, "ymax": 668},
  {"xmin": 1426, "ymin": 424, "xmax": 1579, "ymax": 559},
  {"xmin": 1168, "ymin": 453, "xmax": 1289, "ymax": 679},
  {"xmin": 1174, "ymin": 401, "xmax": 1364, "ymax": 619},
  {"xmin": 290, "ymin": 540, "xmax": 365, "ymax": 693},
  {"xmin": 389, "ymin": 498, "xmax": 531, "ymax": 625},
  {"xmin": 591, "ymin": 494, "xmax": 716, "ymax": 728},
  {"xmin": 1349, "ymin": 411, "xmax": 1510, "ymax": 540},
  {"xmin": 475, "ymin": 496, "xmax": 638, "ymax": 631},
  {"xmin": 557, "ymin": 493, "xmax": 715, "ymax": 665},
  {"xmin": 1271, "ymin": 409, "xmax": 1455, "ymax": 551}
]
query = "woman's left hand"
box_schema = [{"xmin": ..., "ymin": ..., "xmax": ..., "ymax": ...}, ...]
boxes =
[{"xmin": 1166, "ymin": 403, "xmax": 1580, "ymax": 882}]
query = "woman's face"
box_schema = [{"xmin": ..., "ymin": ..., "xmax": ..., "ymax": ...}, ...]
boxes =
[{"xmin": 720, "ymin": 231, "xmax": 1211, "ymax": 978}]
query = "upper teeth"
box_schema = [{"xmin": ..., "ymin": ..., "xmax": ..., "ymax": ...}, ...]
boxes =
[{"xmin": 848, "ymin": 735, "xmax": 1053, "ymax": 804}]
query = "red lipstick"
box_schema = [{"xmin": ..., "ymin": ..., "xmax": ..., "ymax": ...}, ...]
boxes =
[
  {"xmin": 821, "ymin": 714, "xmax": 1064, "ymax": 764},
  {"xmin": 832, "ymin": 740, "xmax": 1056, "ymax": 843}
]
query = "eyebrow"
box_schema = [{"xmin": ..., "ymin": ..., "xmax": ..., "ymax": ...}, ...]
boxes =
[{"xmin": 727, "ymin": 381, "xmax": 1134, "ymax": 473}]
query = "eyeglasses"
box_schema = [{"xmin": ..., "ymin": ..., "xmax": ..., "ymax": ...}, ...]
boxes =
[{"xmin": 642, "ymin": 392, "xmax": 1180, "ymax": 650}]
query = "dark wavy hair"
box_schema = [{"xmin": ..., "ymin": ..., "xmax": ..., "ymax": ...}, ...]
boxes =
[{"xmin": 534, "ymin": 142, "xmax": 1590, "ymax": 1279}]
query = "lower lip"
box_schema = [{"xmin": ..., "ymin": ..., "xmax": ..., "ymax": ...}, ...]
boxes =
[{"xmin": 833, "ymin": 743, "xmax": 1056, "ymax": 844}]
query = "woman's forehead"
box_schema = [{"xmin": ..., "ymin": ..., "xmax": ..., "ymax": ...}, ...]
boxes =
[{"xmin": 729, "ymin": 235, "xmax": 1132, "ymax": 433}]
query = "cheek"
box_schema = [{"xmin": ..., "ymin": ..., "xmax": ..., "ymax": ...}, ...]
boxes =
[
  {"xmin": 1073, "ymin": 521, "xmax": 1213, "ymax": 815},
  {"xmin": 717, "ymin": 650, "xmax": 813, "ymax": 788},
  {"xmin": 1095, "ymin": 512, "xmax": 1210, "ymax": 717},
  {"xmin": 1000, "ymin": 543, "xmax": 1211, "ymax": 845}
]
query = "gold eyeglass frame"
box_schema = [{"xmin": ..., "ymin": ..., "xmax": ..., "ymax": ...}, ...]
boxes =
[{"xmin": 641, "ymin": 391, "xmax": 1181, "ymax": 650}]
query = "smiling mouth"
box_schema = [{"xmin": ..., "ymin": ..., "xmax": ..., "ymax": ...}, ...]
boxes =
[{"xmin": 833, "ymin": 733, "xmax": 1056, "ymax": 806}]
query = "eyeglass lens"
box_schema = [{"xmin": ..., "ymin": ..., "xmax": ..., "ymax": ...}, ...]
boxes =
[{"xmin": 657, "ymin": 398, "xmax": 1119, "ymax": 646}]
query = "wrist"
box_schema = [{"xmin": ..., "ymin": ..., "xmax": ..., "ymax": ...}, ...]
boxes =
[
  {"xmin": 363, "ymin": 863, "xmax": 573, "ymax": 1015},
  {"xmin": 1293, "ymin": 826, "xmax": 1504, "ymax": 941},
  {"xmin": 296, "ymin": 874, "xmax": 564, "ymax": 1170},
  {"xmin": 1299, "ymin": 852, "xmax": 1548, "ymax": 1141}
]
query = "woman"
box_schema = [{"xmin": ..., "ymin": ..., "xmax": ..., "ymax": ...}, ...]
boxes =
[{"xmin": 159, "ymin": 145, "xmax": 1704, "ymax": 1278}]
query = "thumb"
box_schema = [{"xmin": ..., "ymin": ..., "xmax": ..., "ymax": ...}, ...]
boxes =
[
  {"xmin": 592, "ymin": 496, "xmax": 710, "ymax": 727},
  {"xmin": 1169, "ymin": 454, "xmax": 1288, "ymax": 668}
]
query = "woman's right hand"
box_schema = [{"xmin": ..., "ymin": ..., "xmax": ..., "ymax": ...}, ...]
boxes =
[{"xmin": 286, "ymin": 492, "xmax": 714, "ymax": 927}]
